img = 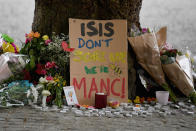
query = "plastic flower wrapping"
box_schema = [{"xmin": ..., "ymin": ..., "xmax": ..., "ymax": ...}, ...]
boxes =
[
  {"xmin": 0, "ymin": 34, "xmax": 19, "ymax": 54},
  {"xmin": 0, "ymin": 80, "xmax": 38, "ymax": 107},
  {"xmin": 0, "ymin": 52, "xmax": 29, "ymax": 83}
]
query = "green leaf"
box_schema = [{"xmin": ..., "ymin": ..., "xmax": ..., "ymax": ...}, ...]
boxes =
[
  {"xmin": 37, "ymin": 57, "xmax": 40, "ymax": 63},
  {"xmin": 25, "ymin": 63, "xmax": 31, "ymax": 71},
  {"xmin": 29, "ymin": 49, "xmax": 34, "ymax": 56},
  {"xmin": 189, "ymin": 92, "xmax": 196, "ymax": 105},
  {"xmin": 161, "ymin": 83, "xmax": 177, "ymax": 102},
  {"xmin": 33, "ymin": 38, "xmax": 37, "ymax": 43},
  {"xmin": 30, "ymin": 56, "xmax": 36, "ymax": 69}
]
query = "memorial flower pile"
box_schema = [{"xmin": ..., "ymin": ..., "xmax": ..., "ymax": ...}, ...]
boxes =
[
  {"xmin": 0, "ymin": 31, "xmax": 73, "ymax": 108},
  {"xmin": 1, "ymin": 22, "xmax": 196, "ymax": 111}
]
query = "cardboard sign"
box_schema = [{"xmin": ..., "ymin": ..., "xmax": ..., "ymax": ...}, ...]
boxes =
[
  {"xmin": 69, "ymin": 18, "xmax": 128, "ymax": 105},
  {"xmin": 63, "ymin": 86, "xmax": 78, "ymax": 105}
]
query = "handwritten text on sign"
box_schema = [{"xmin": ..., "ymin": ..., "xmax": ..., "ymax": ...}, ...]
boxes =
[{"xmin": 69, "ymin": 19, "xmax": 128, "ymax": 105}]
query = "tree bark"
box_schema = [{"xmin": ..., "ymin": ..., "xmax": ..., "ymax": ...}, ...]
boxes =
[
  {"xmin": 32, "ymin": 0, "xmax": 142, "ymax": 36},
  {"xmin": 32, "ymin": 0, "xmax": 143, "ymax": 99}
]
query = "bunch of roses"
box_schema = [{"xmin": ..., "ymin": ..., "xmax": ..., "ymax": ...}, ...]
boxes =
[{"xmin": 160, "ymin": 48, "xmax": 178, "ymax": 57}]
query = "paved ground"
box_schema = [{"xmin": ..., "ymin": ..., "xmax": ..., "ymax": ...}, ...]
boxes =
[{"xmin": 0, "ymin": 105, "xmax": 196, "ymax": 131}]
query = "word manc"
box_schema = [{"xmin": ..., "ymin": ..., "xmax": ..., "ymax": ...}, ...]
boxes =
[{"xmin": 73, "ymin": 77, "xmax": 126, "ymax": 99}]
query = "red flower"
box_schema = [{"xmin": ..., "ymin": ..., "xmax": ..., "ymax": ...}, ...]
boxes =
[
  {"xmin": 62, "ymin": 41, "xmax": 75, "ymax": 52},
  {"xmin": 46, "ymin": 95, "xmax": 53, "ymax": 103},
  {"xmin": 35, "ymin": 64, "xmax": 47, "ymax": 75},
  {"xmin": 23, "ymin": 69, "xmax": 31, "ymax": 81},
  {"xmin": 46, "ymin": 76, "xmax": 53, "ymax": 81}
]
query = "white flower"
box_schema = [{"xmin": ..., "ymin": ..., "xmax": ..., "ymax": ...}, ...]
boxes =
[
  {"xmin": 39, "ymin": 77, "xmax": 48, "ymax": 84},
  {"xmin": 48, "ymin": 80, "xmax": 55, "ymax": 84},
  {"xmin": 36, "ymin": 84, "xmax": 44, "ymax": 89}
]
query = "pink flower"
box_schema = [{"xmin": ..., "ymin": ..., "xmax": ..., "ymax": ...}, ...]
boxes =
[
  {"xmin": 45, "ymin": 39, "xmax": 51, "ymax": 45},
  {"xmin": 45, "ymin": 61, "xmax": 58, "ymax": 69},
  {"xmin": 25, "ymin": 38, "xmax": 32, "ymax": 44},
  {"xmin": 46, "ymin": 76, "xmax": 53, "ymax": 81},
  {"xmin": 25, "ymin": 39, "xmax": 29, "ymax": 44},
  {"xmin": 45, "ymin": 62, "xmax": 53, "ymax": 69},
  {"xmin": 51, "ymin": 61, "xmax": 58, "ymax": 68}
]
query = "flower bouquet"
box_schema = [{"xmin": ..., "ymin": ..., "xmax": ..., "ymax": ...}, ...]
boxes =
[
  {"xmin": 38, "ymin": 72, "xmax": 66, "ymax": 108},
  {"xmin": 0, "ymin": 33, "xmax": 19, "ymax": 54},
  {"xmin": 157, "ymin": 27, "xmax": 196, "ymax": 104},
  {"xmin": 128, "ymin": 26, "xmax": 176, "ymax": 102},
  {"xmin": 160, "ymin": 45, "xmax": 196, "ymax": 103},
  {"xmin": 18, "ymin": 31, "xmax": 74, "ymax": 108},
  {"xmin": 128, "ymin": 27, "xmax": 166, "ymax": 85},
  {"xmin": 20, "ymin": 31, "xmax": 71, "ymax": 82},
  {"xmin": 0, "ymin": 80, "xmax": 34, "ymax": 107}
]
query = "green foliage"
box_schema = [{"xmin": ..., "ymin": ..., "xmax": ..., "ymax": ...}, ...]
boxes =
[
  {"xmin": 161, "ymin": 83, "xmax": 177, "ymax": 102},
  {"xmin": 189, "ymin": 92, "xmax": 196, "ymax": 105}
]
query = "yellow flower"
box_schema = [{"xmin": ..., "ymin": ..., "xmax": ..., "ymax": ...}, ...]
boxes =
[
  {"xmin": 191, "ymin": 58, "xmax": 194, "ymax": 63},
  {"xmin": 63, "ymin": 81, "xmax": 66, "ymax": 86},
  {"xmin": 2, "ymin": 42, "xmax": 15, "ymax": 53},
  {"xmin": 58, "ymin": 84, "xmax": 60, "ymax": 87},
  {"xmin": 54, "ymin": 78, "xmax": 60, "ymax": 82},
  {"xmin": 16, "ymin": 46, "xmax": 19, "ymax": 52},
  {"xmin": 42, "ymin": 35, "xmax": 49, "ymax": 41},
  {"xmin": 28, "ymin": 31, "xmax": 34, "ymax": 38},
  {"xmin": 34, "ymin": 32, "xmax": 40, "ymax": 38},
  {"xmin": 128, "ymin": 99, "xmax": 132, "ymax": 103}
]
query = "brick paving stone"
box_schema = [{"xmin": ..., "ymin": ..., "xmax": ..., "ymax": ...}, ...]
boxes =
[{"xmin": 0, "ymin": 106, "xmax": 196, "ymax": 131}]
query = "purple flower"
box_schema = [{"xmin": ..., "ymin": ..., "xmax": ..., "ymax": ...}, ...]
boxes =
[{"xmin": 142, "ymin": 28, "xmax": 147, "ymax": 33}]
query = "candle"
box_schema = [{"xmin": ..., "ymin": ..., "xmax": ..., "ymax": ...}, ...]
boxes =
[{"xmin": 95, "ymin": 93, "xmax": 107, "ymax": 109}]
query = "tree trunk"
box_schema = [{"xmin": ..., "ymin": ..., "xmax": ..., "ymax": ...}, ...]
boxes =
[
  {"xmin": 32, "ymin": 0, "xmax": 142, "ymax": 36},
  {"xmin": 32, "ymin": 0, "xmax": 143, "ymax": 99}
]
